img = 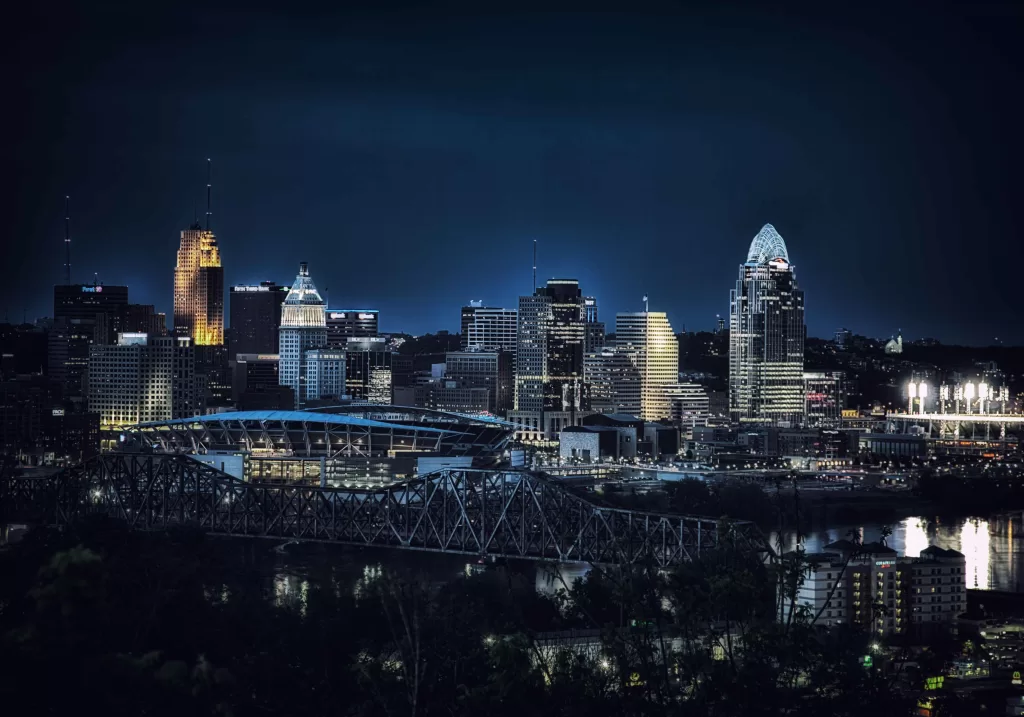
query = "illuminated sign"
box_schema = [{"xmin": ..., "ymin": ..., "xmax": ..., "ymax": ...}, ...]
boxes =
[
  {"xmin": 81, "ymin": 285, "xmax": 103, "ymax": 293},
  {"xmin": 255, "ymin": 354, "xmax": 279, "ymax": 361},
  {"xmin": 875, "ymin": 560, "xmax": 895, "ymax": 568},
  {"xmin": 1013, "ymin": 671, "xmax": 1022, "ymax": 686},
  {"xmin": 924, "ymin": 675, "xmax": 944, "ymax": 690},
  {"xmin": 358, "ymin": 313, "xmax": 375, "ymax": 320},
  {"xmin": 329, "ymin": 312, "xmax": 346, "ymax": 319},
  {"xmin": 232, "ymin": 285, "xmax": 270, "ymax": 292},
  {"xmin": 51, "ymin": 408, "xmax": 65, "ymax": 417}
]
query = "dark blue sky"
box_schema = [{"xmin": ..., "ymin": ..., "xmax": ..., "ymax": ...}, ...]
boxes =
[{"xmin": 7, "ymin": 2, "xmax": 1023, "ymax": 343}]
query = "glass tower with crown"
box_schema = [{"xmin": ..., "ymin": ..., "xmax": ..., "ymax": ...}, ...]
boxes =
[{"xmin": 728, "ymin": 224, "xmax": 806, "ymax": 426}]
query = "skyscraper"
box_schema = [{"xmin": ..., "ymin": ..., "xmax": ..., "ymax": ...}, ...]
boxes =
[
  {"xmin": 344, "ymin": 337, "xmax": 393, "ymax": 404},
  {"xmin": 729, "ymin": 224, "xmax": 805, "ymax": 426},
  {"xmin": 511, "ymin": 279, "xmax": 587, "ymax": 440},
  {"xmin": 461, "ymin": 304, "xmax": 518, "ymax": 359},
  {"xmin": 230, "ymin": 282, "xmax": 288, "ymax": 356},
  {"xmin": 326, "ymin": 310, "xmax": 379, "ymax": 347},
  {"xmin": 615, "ymin": 311, "xmax": 679, "ymax": 421},
  {"xmin": 173, "ymin": 223, "xmax": 223, "ymax": 346},
  {"xmin": 49, "ymin": 283, "xmax": 129, "ymax": 398},
  {"xmin": 278, "ymin": 262, "xmax": 327, "ymax": 409}
]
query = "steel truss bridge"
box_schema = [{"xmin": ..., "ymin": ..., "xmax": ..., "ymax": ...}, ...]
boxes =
[{"xmin": 0, "ymin": 453, "xmax": 769, "ymax": 567}]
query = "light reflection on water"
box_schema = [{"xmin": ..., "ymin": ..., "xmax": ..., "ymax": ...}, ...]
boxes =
[{"xmin": 771, "ymin": 513, "xmax": 1024, "ymax": 592}]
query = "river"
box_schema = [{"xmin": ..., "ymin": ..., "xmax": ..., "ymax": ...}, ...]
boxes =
[
  {"xmin": 771, "ymin": 512, "xmax": 1024, "ymax": 592},
  {"xmin": 257, "ymin": 513, "xmax": 1024, "ymax": 614}
]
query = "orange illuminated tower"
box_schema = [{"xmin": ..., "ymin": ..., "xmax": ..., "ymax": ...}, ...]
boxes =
[{"xmin": 173, "ymin": 160, "xmax": 224, "ymax": 346}]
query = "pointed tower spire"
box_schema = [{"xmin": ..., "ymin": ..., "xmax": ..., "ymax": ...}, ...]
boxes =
[
  {"xmin": 205, "ymin": 158, "xmax": 212, "ymax": 231},
  {"xmin": 63, "ymin": 195, "xmax": 71, "ymax": 285}
]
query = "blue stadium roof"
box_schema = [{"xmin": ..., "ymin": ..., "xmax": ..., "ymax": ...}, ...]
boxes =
[{"xmin": 134, "ymin": 411, "xmax": 456, "ymax": 434}]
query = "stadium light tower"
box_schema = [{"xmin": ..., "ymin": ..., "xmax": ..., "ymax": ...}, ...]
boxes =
[
  {"xmin": 918, "ymin": 382, "xmax": 928, "ymax": 415},
  {"xmin": 964, "ymin": 382, "xmax": 975, "ymax": 415},
  {"xmin": 907, "ymin": 381, "xmax": 917, "ymax": 414}
]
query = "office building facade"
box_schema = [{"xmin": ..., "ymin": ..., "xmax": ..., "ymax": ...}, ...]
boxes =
[
  {"xmin": 665, "ymin": 383, "xmax": 711, "ymax": 428},
  {"xmin": 278, "ymin": 262, "xmax": 327, "ymax": 409},
  {"xmin": 461, "ymin": 304, "xmax": 518, "ymax": 359},
  {"xmin": 344, "ymin": 337, "xmax": 393, "ymax": 404},
  {"xmin": 173, "ymin": 223, "xmax": 224, "ymax": 346},
  {"xmin": 512, "ymin": 279, "xmax": 588, "ymax": 440},
  {"xmin": 230, "ymin": 282, "xmax": 288, "ymax": 356},
  {"xmin": 804, "ymin": 371, "xmax": 845, "ymax": 428},
  {"xmin": 436, "ymin": 350, "xmax": 513, "ymax": 415},
  {"xmin": 124, "ymin": 304, "xmax": 167, "ymax": 336},
  {"xmin": 50, "ymin": 283, "xmax": 130, "ymax": 398},
  {"xmin": 87, "ymin": 333, "xmax": 198, "ymax": 428},
  {"xmin": 729, "ymin": 224, "xmax": 806, "ymax": 426},
  {"xmin": 584, "ymin": 346, "xmax": 641, "ymax": 416},
  {"xmin": 326, "ymin": 310, "xmax": 379, "ymax": 347},
  {"xmin": 305, "ymin": 349, "xmax": 347, "ymax": 402},
  {"xmin": 615, "ymin": 311, "xmax": 679, "ymax": 421}
]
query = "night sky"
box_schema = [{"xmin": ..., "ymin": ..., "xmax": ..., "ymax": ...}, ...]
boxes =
[{"xmin": 7, "ymin": 2, "xmax": 1024, "ymax": 344}]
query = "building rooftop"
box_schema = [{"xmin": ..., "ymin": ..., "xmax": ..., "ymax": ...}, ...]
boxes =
[{"xmin": 746, "ymin": 223, "xmax": 790, "ymax": 265}]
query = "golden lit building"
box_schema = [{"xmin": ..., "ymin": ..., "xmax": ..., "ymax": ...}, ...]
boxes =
[{"xmin": 173, "ymin": 222, "xmax": 224, "ymax": 345}]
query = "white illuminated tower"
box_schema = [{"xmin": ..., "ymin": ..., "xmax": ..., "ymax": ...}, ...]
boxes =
[
  {"xmin": 728, "ymin": 224, "xmax": 806, "ymax": 426},
  {"xmin": 278, "ymin": 262, "xmax": 327, "ymax": 409}
]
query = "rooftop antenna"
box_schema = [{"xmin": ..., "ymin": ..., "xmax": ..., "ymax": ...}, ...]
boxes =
[
  {"xmin": 64, "ymin": 195, "xmax": 71, "ymax": 285},
  {"xmin": 205, "ymin": 158, "xmax": 212, "ymax": 231},
  {"xmin": 325, "ymin": 286, "xmax": 330, "ymax": 308},
  {"xmin": 643, "ymin": 294, "xmax": 649, "ymax": 313},
  {"xmin": 532, "ymin": 240, "xmax": 537, "ymax": 293}
]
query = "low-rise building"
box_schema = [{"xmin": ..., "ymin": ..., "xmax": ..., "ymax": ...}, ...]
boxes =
[{"xmin": 783, "ymin": 541, "xmax": 967, "ymax": 636}]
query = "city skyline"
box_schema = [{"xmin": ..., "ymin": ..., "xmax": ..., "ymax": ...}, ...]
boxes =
[{"xmin": 9, "ymin": 4, "xmax": 1024, "ymax": 344}]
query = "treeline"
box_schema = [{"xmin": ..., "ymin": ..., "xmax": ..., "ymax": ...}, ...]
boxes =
[{"xmin": 0, "ymin": 516, "xmax": 916, "ymax": 716}]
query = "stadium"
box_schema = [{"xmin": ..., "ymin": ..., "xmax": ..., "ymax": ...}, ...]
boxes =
[{"xmin": 121, "ymin": 406, "xmax": 515, "ymax": 487}]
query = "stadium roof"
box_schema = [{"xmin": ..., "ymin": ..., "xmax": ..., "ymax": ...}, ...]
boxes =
[{"xmin": 135, "ymin": 410, "xmax": 456, "ymax": 434}]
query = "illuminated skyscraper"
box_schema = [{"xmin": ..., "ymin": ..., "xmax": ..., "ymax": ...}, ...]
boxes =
[
  {"xmin": 510, "ymin": 279, "xmax": 587, "ymax": 440},
  {"xmin": 278, "ymin": 262, "xmax": 327, "ymax": 408},
  {"xmin": 728, "ymin": 224, "xmax": 805, "ymax": 426},
  {"xmin": 173, "ymin": 222, "xmax": 223, "ymax": 345},
  {"xmin": 615, "ymin": 311, "xmax": 679, "ymax": 421}
]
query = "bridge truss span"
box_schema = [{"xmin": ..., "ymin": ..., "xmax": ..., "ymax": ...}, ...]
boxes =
[{"xmin": 1, "ymin": 453, "xmax": 769, "ymax": 567}]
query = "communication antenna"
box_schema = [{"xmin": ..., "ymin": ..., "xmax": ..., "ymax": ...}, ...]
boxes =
[
  {"xmin": 64, "ymin": 195, "xmax": 71, "ymax": 285},
  {"xmin": 532, "ymin": 240, "xmax": 537, "ymax": 293},
  {"xmin": 643, "ymin": 294, "xmax": 649, "ymax": 313},
  {"xmin": 205, "ymin": 158, "xmax": 212, "ymax": 231}
]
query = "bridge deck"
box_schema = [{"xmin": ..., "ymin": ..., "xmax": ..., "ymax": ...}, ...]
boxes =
[{"xmin": 0, "ymin": 453, "xmax": 770, "ymax": 567}]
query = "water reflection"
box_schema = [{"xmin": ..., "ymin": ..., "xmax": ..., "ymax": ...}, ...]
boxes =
[
  {"xmin": 775, "ymin": 514, "xmax": 1024, "ymax": 592},
  {"xmin": 961, "ymin": 519, "xmax": 991, "ymax": 590}
]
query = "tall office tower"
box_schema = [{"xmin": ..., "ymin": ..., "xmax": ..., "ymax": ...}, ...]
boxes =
[
  {"xmin": 511, "ymin": 279, "xmax": 587, "ymax": 440},
  {"xmin": 344, "ymin": 337, "xmax": 393, "ymax": 404},
  {"xmin": 50, "ymin": 283, "xmax": 130, "ymax": 398},
  {"xmin": 124, "ymin": 304, "xmax": 167, "ymax": 336},
  {"xmin": 833, "ymin": 328, "xmax": 852, "ymax": 349},
  {"xmin": 87, "ymin": 333, "xmax": 197, "ymax": 428},
  {"xmin": 460, "ymin": 303, "xmax": 518, "ymax": 359},
  {"xmin": 804, "ymin": 371, "xmax": 845, "ymax": 428},
  {"xmin": 173, "ymin": 222, "xmax": 223, "ymax": 346},
  {"xmin": 729, "ymin": 224, "xmax": 806, "ymax": 426},
  {"xmin": 584, "ymin": 346, "xmax": 641, "ymax": 415},
  {"xmin": 230, "ymin": 282, "xmax": 288, "ymax": 356},
  {"xmin": 326, "ymin": 310, "xmax": 379, "ymax": 347},
  {"xmin": 615, "ymin": 311, "xmax": 679, "ymax": 421},
  {"xmin": 278, "ymin": 262, "xmax": 327, "ymax": 409}
]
